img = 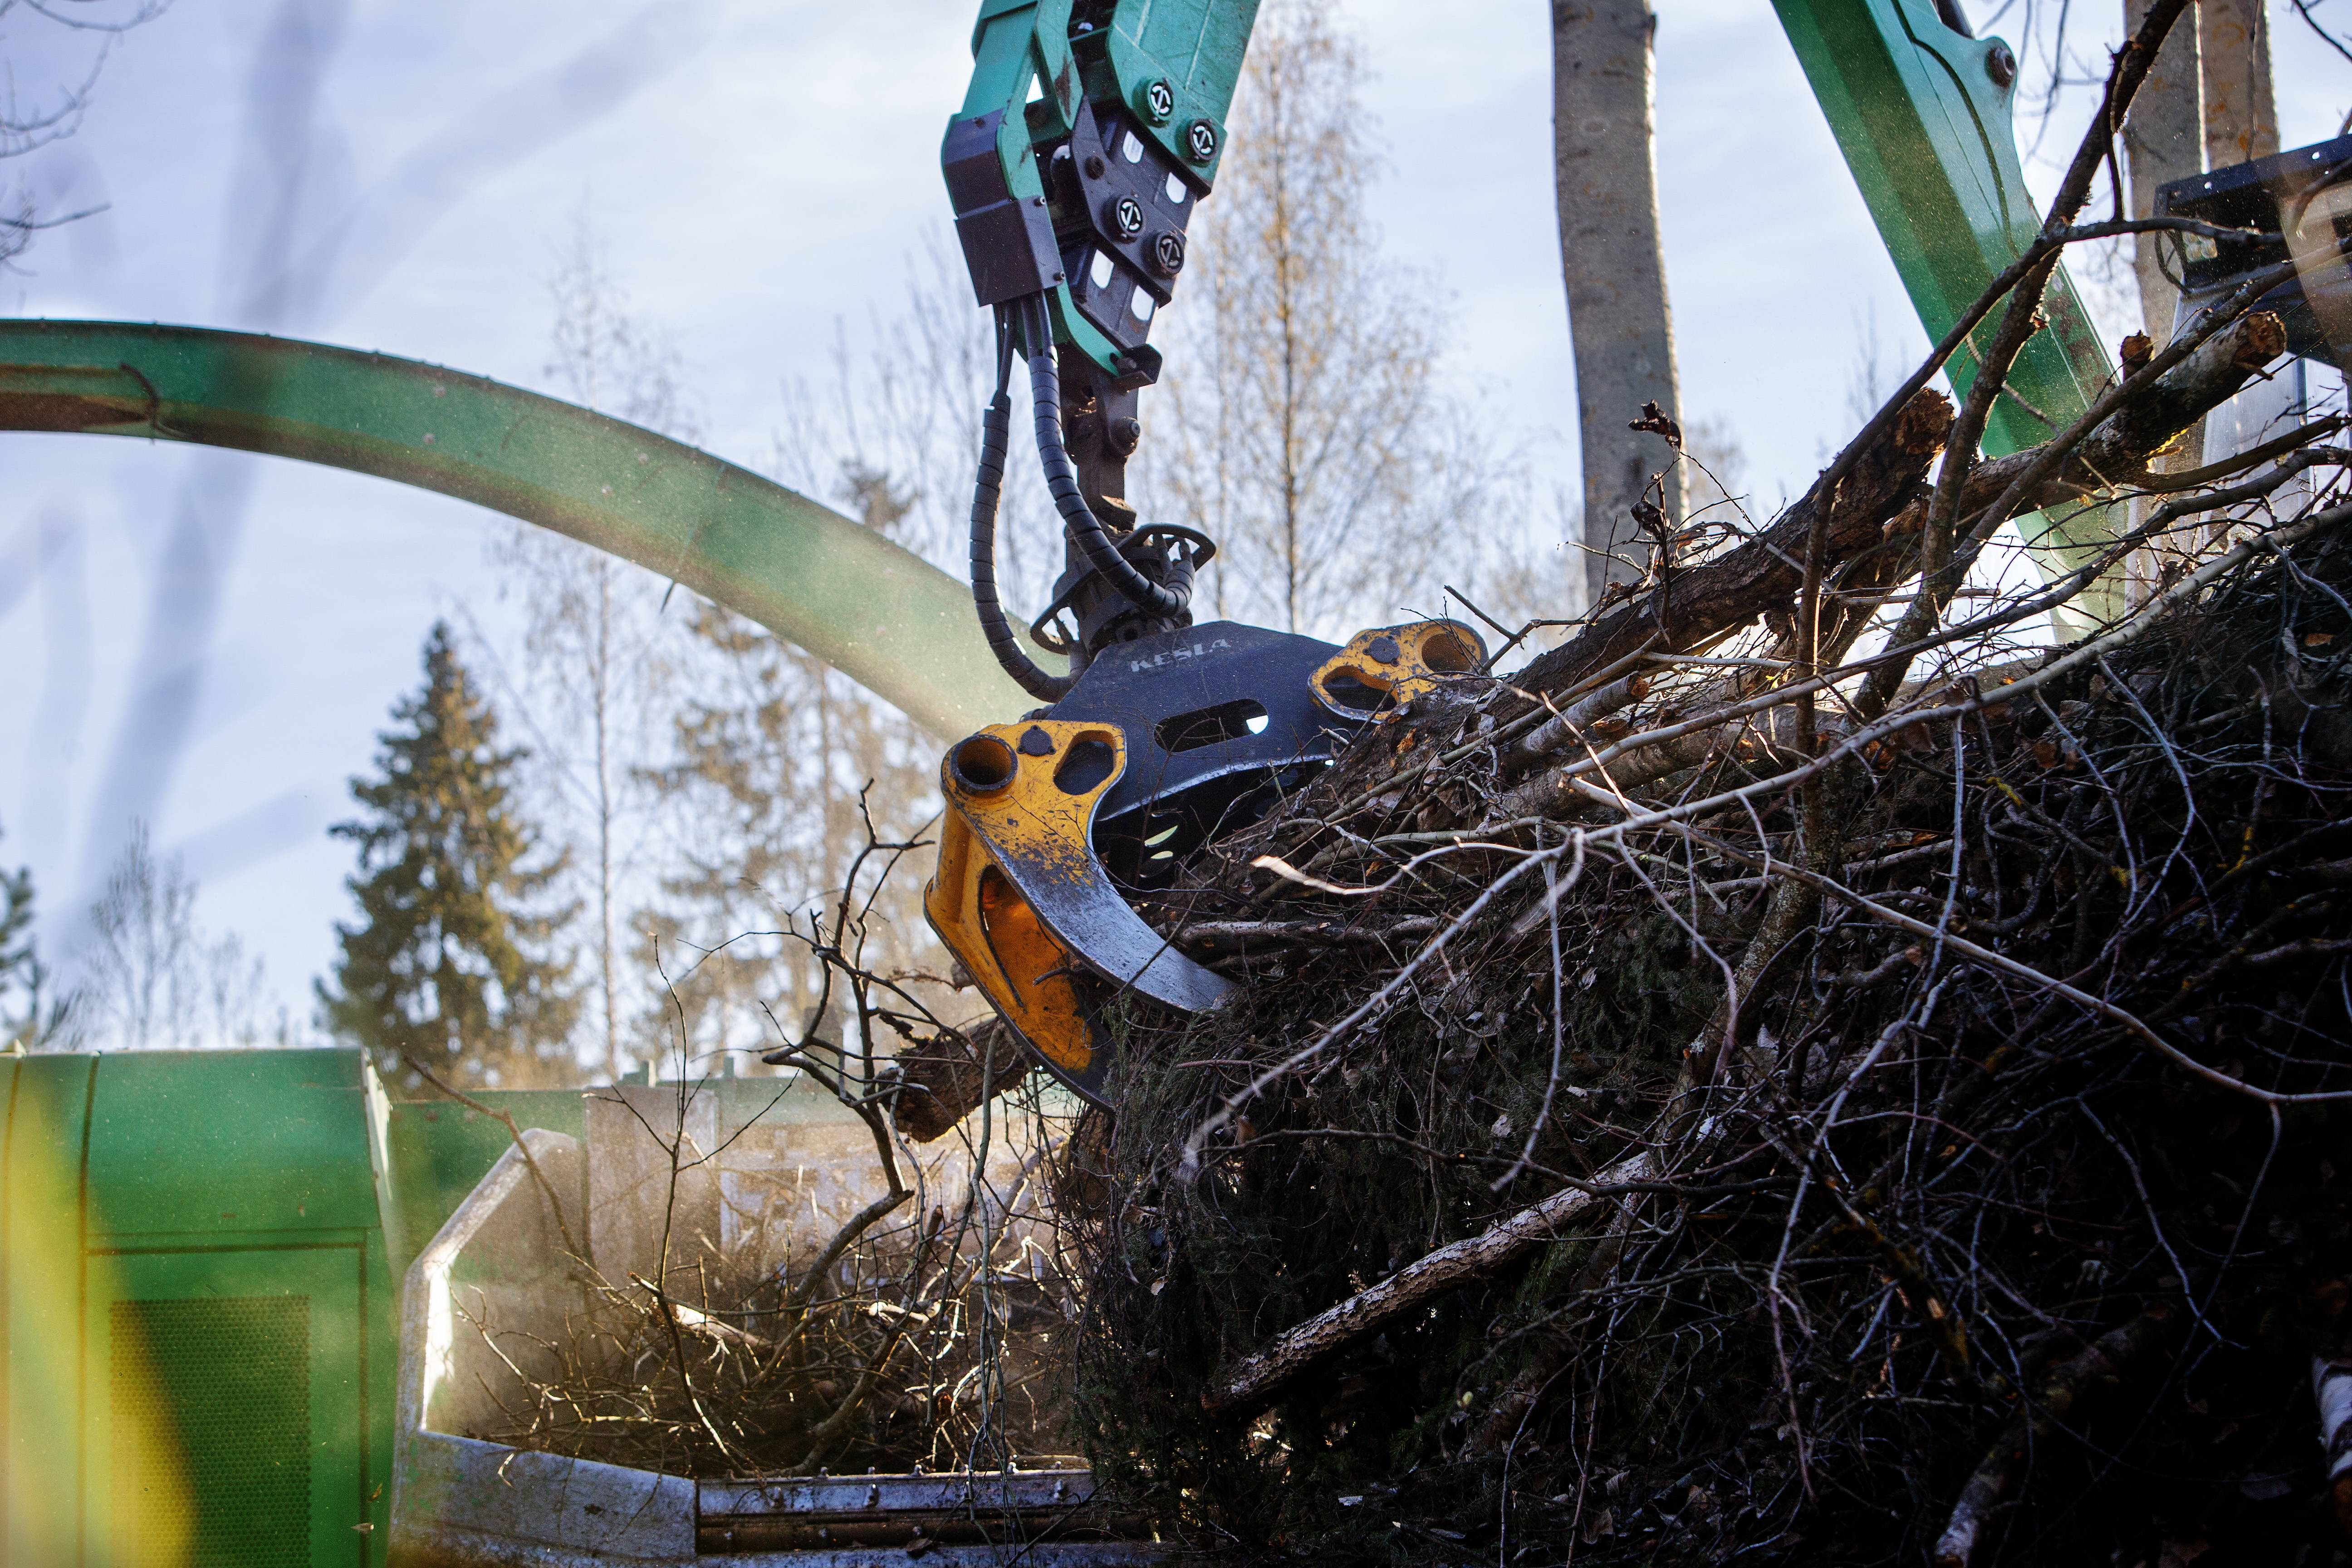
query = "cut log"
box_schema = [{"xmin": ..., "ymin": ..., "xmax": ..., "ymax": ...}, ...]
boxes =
[
  {"xmin": 1200, "ymin": 1151, "xmax": 1656, "ymax": 1415},
  {"xmin": 891, "ymin": 1019, "xmax": 1033, "ymax": 1144}
]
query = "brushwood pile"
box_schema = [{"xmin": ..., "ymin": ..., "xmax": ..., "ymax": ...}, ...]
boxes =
[{"xmin": 1054, "ymin": 502, "xmax": 2352, "ymax": 1565}]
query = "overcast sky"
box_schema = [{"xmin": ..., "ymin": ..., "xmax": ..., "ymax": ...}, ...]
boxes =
[{"xmin": 1, "ymin": 0, "xmax": 2346, "ymax": 1032}]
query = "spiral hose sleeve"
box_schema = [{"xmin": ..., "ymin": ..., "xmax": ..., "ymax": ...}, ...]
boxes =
[
  {"xmin": 970, "ymin": 304, "xmax": 1074, "ymax": 703},
  {"xmin": 1023, "ymin": 297, "xmax": 1189, "ymax": 617}
]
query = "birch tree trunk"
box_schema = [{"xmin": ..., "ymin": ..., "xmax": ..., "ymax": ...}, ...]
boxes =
[
  {"xmin": 2124, "ymin": 0, "xmax": 2205, "ymax": 348},
  {"xmin": 2198, "ymin": 0, "xmax": 2278, "ymax": 170},
  {"xmin": 2120, "ymin": 0, "xmax": 2207, "ymax": 605},
  {"xmin": 1553, "ymin": 0, "xmax": 1684, "ymax": 613}
]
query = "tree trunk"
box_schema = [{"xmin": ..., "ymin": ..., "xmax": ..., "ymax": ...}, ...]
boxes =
[
  {"xmin": 2124, "ymin": 0, "xmax": 2205, "ymax": 348},
  {"xmin": 2198, "ymin": 0, "xmax": 2278, "ymax": 170},
  {"xmin": 1553, "ymin": 0, "xmax": 1685, "ymax": 613}
]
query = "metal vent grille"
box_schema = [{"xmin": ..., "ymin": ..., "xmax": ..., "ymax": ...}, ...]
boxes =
[{"xmin": 111, "ymin": 1296, "xmax": 311, "ymax": 1568}]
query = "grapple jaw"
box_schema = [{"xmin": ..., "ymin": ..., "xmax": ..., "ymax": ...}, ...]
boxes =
[{"xmin": 925, "ymin": 618, "xmax": 1485, "ymax": 1107}]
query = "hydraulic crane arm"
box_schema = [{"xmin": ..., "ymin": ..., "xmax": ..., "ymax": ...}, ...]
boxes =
[
  {"xmin": 1774, "ymin": 0, "xmax": 2124, "ymax": 593},
  {"xmin": 945, "ymin": 0, "xmax": 1258, "ymax": 389}
]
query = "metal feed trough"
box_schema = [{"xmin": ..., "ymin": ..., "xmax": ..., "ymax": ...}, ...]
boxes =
[
  {"xmin": 396, "ymin": 1099, "xmax": 1159, "ymax": 1566},
  {"xmin": 0, "ymin": 1048, "xmax": 1153, "ymax": 1566}
]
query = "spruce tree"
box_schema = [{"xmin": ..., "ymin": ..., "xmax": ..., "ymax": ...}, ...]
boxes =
[
  {"xmin": 0, "ymin": 828, "xmax": 49, "ymax": 1051},
  {"xmin": 319, "ymin": 623, "xmax": 579, "ymax": 1087}
]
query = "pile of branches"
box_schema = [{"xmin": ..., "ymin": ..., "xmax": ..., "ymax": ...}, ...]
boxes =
[
  {"xmin": 452, "ymin": 1083, "xmax": 1076, "ymax": 1480},
  {"xmin": 431, "ymin": 824, "xmax": 1084, "ymax": 1480},
  {"xmin": 1044, "ymin": 10, "xmax": 2352, "ymax": 1559}
]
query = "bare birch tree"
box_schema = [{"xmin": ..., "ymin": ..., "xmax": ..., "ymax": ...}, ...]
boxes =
[
  {"xmin": 0, "ymin": 0, "xmax": 166, "ymax": 267},
  {"xmin": 75, "ymin": 822, "xmax": 266, "ymax": 1051},
  {"xmin": 2118, "ymin": 0, "xmax": 2282, "ymax": 601},
  {"xmin": 1553, "ymin": 0, "xmax": 1684, "ymax": 611},
  {"xmin": 1140, "ymin": 0, "xmax": 1510, "ymax": 642},
  {"xmin": 633, "ymin": 603, "xmax": 942, "ymax": 1071},
  {"xmin": 492, "ymin": 213, "xmax": 693, "ymax": 1081},
  {"xmin": 2199, "ymin": 0, "xmax": 2278, "ymax": 169},
  {"xmin": 634, "ymin": 264, "xmax": 988, "ymax": 1073}
]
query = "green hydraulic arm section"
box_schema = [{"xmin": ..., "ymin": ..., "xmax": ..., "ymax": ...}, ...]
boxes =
[
  {"xmin": 949, "ymin": 0, "xmax": 1259, "ymax": 381},
  {"xmin": 0, "ymin": 318, "xmax": 1046, "ymax": 740},
  {"xmin": 1775, "ymin": 0, "xmax": 2124, "ymax": 611}
]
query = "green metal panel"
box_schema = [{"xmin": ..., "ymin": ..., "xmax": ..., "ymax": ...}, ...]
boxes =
[
  {"xmin": 0, "ymin": 1050, "xmax": 396, "ymax": 1566},
  {"xmin": 1775, "ymin": 0, "xmax": 2124, "ymax": 591},
  {"xmin": 379, "ymin": 1092, "xmax": 587, "ymax": 1276},
  {"xmin": 83, "ymin": 1051, "xmax": 382, "ymax": 1239},
  {"xmin": 91, "ymin": 1249, "xmax": 372, "ymax": 1565},
  {"xmin": 0, "ymin": 320, "xmax": 1046, "ymax": 742}
]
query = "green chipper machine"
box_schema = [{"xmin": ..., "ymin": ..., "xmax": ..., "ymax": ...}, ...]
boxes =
[
  {"xmin": 0, "ymin": 0, "xmax": 2342, "ymax": 1559},
  {"xmin": 0, "ymin": 1049, "xmax": 537, "ymax": 1565}
]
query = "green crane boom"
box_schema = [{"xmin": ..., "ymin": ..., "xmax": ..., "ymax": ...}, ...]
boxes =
[{"xmin": 1775, "ymin": 0, "xmax": 2122, "ymax": 601}]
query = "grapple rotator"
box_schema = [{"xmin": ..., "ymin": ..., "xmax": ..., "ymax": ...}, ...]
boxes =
[{"xmin": 923, "ymin": 0, "xmax": 1485, "ymax": 1106}]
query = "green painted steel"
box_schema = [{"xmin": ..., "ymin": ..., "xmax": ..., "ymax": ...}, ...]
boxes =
[
  {"xmin": 2, "ymin": 1049, "xmax": 400, "ymax": 1563},
  {"xmin": 957, "ymin": 0, "xmax": 1259, "ymax": 378},
  {"xmin": 0, "ymin": 319, "xmax": 1049, "ymax": 741},
  {"xmin": 0, "ymin": 1045, "xmax": 883, "ymax": 1566},
  {"xmin": 1775, "ymin": 0, "xmax": 2124, "ymax": 591}
]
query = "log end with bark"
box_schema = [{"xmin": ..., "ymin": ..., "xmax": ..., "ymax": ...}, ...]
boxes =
[{"xmin": 890, "ymin": 1018, "xmax": 1034, "ymax": 1143}]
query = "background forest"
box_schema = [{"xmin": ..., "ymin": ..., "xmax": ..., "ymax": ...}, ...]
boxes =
[{"xmin": 0, "ymin": 0, "xmax": 1557, "ymax": 1084}]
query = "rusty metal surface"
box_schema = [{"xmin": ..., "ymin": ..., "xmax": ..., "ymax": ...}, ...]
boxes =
[{"xmin": 926, "ymin": 720, "xmax": 1235, "ymax": 1105}]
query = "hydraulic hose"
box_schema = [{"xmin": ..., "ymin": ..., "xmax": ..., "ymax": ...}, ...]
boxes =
[
  {"xmin": 971, "ymin": 304, "xmax": 1075, "ymax": 703},
  {"xmin": 1021, "ymin": 294, "xmax": 1190, "ymax": 618}
]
